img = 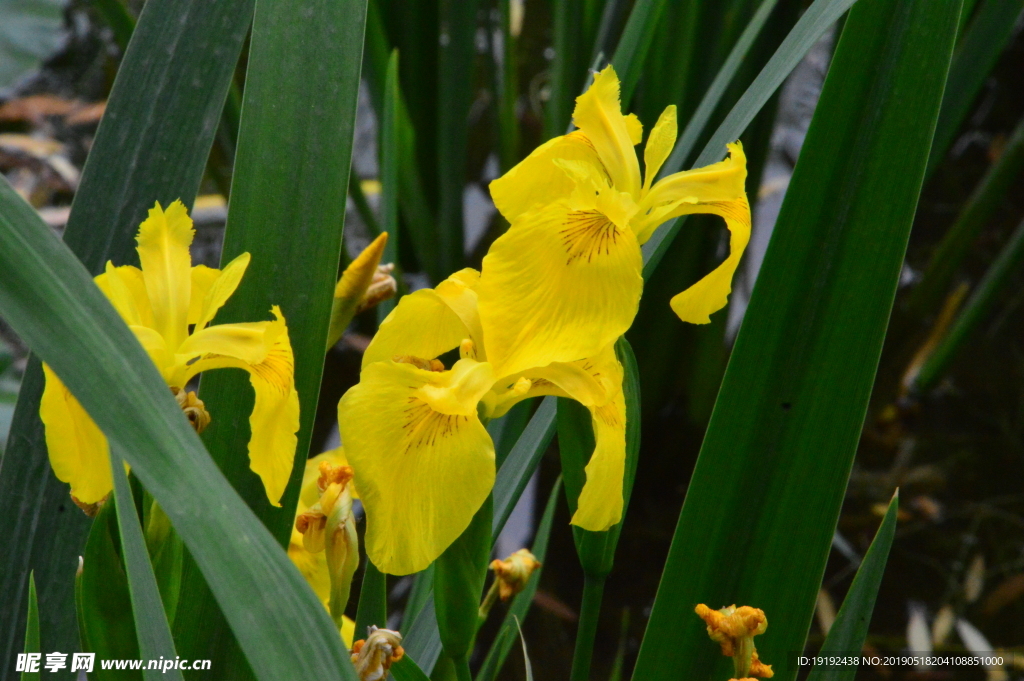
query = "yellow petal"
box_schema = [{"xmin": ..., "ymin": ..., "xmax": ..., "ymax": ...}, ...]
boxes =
[
  {"xmin": 136, "ymin": 200, "xmax": 194, "ymax": 352},
  {"xmin": 478, "ymin": 195, "xmax": 643, "ymax": 378},
  {"xmin": 669, "ymin": 197, "xmax": 751, "ymax": 324},
  {"xmin": 95, "ymin": 264, "xmax": 153, "ymax": 328},
  {"xmin": 362, "ymin": 271, "xmax": 482, "ymax": 368},
  {"xmin": 334, "ymin": 233, "xmax": 388, "ymax": 301},
  {"xmin": 624, "ymin": 113, "xmax": 643, "ymax": 146},
  {"xmin": 643, "ymin": 105, "xmax": 677, "ymax": 193},
  {"xmin": 39, "ymin": 364, "xmax": 112, "ymax": 505},
  {"xmin": 129, "ymin": 325, "xmax": 173, "ymax": 380},
  {"xmin": 184, "ymin": 307, "xmax": 299, "ymax": 506},
  {"xmin": 488, "ymin": 131, "xmax": 606, "ymax": 224},
  {"xmin": 188, "ymin": 265, "xmax": 221, "ymax": 326},
  {"xmin": 194, "ymin": 252, "xmax": 250, "ymax": 330},
  {"xmin": 337, "ymin": 360, "xmax": 496, "ymax": 575},
  {"xmin": 632, "ymin": 141, "xmax": 748, "ymax": 243},
  {"xmin": 572, "ymin": 65, "xmax": 642, "ymax": 199},
  {"xmin": 177, "ymin": 322, "xmax": 270, "ymax": 371},
  {"xmin": 571, "ymin": 387, "xmax": 627, "ymax": 531}
]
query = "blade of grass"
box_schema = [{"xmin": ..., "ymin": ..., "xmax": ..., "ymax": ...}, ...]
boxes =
[
  {"xmin": 907, "ymin": 114, "xmax": 1024, "ymax": 319},
  {"xmin": 642, "ymin": 0, "xmax": 862, "ymax": 274},
  {"xmin": 609, "ymin": 0, "xmax": 668, "ymax": 104},
  {"xmin": 391, "ymin": 656, "xmax": 432, "ymax": 681},
  {"xmin": 378, "ymin": 49, "xmax": 401, "ymax": 323},
  {"xmin": 806, "ymin": 492, "xmax": 898, "ymax": 681},
  {"xmin": 631, "ymin": 1, "xmax": 961, "ymax": 680},
  {"xmin": 355, "ymin": 561, "xmax": 388, "ymax": 639},
  {"xmin": 497, "ymin": 0, "xmax": 520, "ymax": 172},
  {"xmin": 20, "ymin": 573, "xmax": 38, "ymax": 681},
  {"xmin": 0, "ymin": 179, "xmax": 357, "ymax": 681},
  {"xmin": 436, "ymin": 0, "xmax": 481, "ymax": 276},
  {"xmin": 661, "ymin": 0, "xmax": 780, "ymax": 174},
  {"xmin": 109, "ymin": 460, "xmax": 183, "ymax": 681},
  {"xmin": 492, "ymin": 398, "xmax": 558, "ymax": 538},
  {"xmin": 174, "ymin": 0, "xmax": 368, "ymax": 673},
  {"xmin": 927, "ymin": 0, "xmax": 1024, "ymax": 176},
  {"xmin": 475, "ymin": 478, "xmax": 561, "ymax": 681},
  {"xmin": 0, "ymin": 0, "xmax": 255, "ymax": 671},
  {"xmin": 914, "ymin": 217, "xmax": 1024, "ymax": 393}
]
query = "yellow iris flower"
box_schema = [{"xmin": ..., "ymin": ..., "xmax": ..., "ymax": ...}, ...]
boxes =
[
  {"xmin": 39, "ymin": 200, "xmax": 300, "ymax": 507},
  {"xmin": 338, "ymin": 269, "xmax": 627, "ymax": 576},
  {"xmin": 483, "ymin": 64, "xmax": 750, "ymax": 377}
]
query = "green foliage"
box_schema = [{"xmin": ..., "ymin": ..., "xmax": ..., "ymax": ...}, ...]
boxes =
[
  {"xmin": 633, "ymin": 2, "xmax": 961, "ymax": 680},
  {"xmin": 21, "ymin": 573, "xmax": 39, "ymax": 681}
]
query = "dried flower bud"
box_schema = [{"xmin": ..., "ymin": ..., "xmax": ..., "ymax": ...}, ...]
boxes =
[
  {"xmin": 351, "ymin": 626, "xmax": 404, "ymax": 681},
  {"xmin": 696, "ymin": 604, "xmax": 773, "ymax": 679},
  {"xmin": 171, "ymin": 387, "xmax": 211, "ymax": 433},
  {"xmin": 491, "ymin": 549, "xmax": 542, "ymax": 602}
]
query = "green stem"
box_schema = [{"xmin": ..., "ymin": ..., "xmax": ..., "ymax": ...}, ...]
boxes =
[
  {"xmin": 354, "ymin": 560, "xmax": 388, "ymax": 641},
  {"xmin": 454, "ymin": 657, "xmax": 473, "ymax": 681},
  {"xmin": 570, "ymin": 575, "xmax": 606, "ymax": 681}
]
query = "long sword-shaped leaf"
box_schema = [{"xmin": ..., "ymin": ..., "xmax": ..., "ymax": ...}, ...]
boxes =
[
  {"xmin": 806, "ymin": 492, "xmax": 898, "ymax": 681},
  {"xmin": 642, "ymin": 0, "xmax": 862, "ymax": 273},
  {"xmin": 0, "ymin": 0, "xmax": 254, "ymax": 671},
  {"xmin": 631, "ymin": 2, "xmax": 960, "ymax": 680},
  {"xmin": 927, "ymin": 0, "xmax": 1024, "ymax": 176},
  {"xmin": 610, "ymin": 0, "xmax": 668, "ymax": 104},
  {"xmin": 0, "ymin": 180, "xmax": 355, "ymax": 681},
  {"xmin": 109, "ymin": 461, "xmax": 182, "ymax": 681},
  {"xmin": 20, "ymin": 573, "xmax": 38, "ymax": 681},
  {"xmin": 174, "ymin": 0, "xmax": 368, "ymax": 673}
]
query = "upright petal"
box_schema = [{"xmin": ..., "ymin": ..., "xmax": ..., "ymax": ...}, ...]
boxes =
[
  {"xmin": 338, "ymin": 360, "xmax": 496, "ymax": 575},
  {"xmin": 182, "ymin": 308, "xmax": 300, "ymax": 506},
  {"xmin": 39, "ymin": 364, "xmax": 112, "ymax": 505},
  {"xmin": 194, "ymin": 252, "xmax": 251, "ymax": 330},
  {"xmin": 136, "ymin": 200, "xmax": 194, "ymax": 352},
  {"xmin": 96, "ymin": 264, "xmax": 154, "ymax": 329},
  {"xmin": 478, "ymin": 191, "xmax": 642, "ymax": 378},
  {"xmin": 669, "ymin": 197, "xmax": 751, "ymax": 324},
  {"xmin": 572, "ymin": 66, "xmax": 642, "ymax": 199},
  {"xmin": 489, "ymin": 131, "xmax": 606, "ymax": 223},
  {"xmin": 363, "ymin": 269, "xmax": 483, "ymax": 368},
  {"xmin": 188, "ymin": 265, "xmax": 221, "ymax": 326},
  {"xmin": 643, "ymin": 105, "xmax": 677, "ymax": 193}
]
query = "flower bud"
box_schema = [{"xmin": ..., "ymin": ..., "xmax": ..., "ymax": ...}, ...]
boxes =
[
  {"xmin": 351, "ymin": 626, "xmax": 404, "ymax": 681},
  {"xmin": 695, "ymin": 603, "xmax": 773, "ymax": 679},
  {"xmin": 491, "ymin": 549, "xmax": 541, "ymax": 601}
]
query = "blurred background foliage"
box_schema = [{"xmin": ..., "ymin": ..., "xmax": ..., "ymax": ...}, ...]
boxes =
[{"xmin": 0, "ymin": 0, "xmax": 1022, "ymax": 679}]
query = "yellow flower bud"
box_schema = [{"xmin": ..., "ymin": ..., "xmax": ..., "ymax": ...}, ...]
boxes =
[
  {"xmin": 350, "ymin": 626, "xmax": 404, "ymax": 681},
  {"xmin": 328, "ymin": 233, "xmax": 396, "ymax": 348}
]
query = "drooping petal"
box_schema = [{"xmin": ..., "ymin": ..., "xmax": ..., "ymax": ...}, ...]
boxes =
[
  {"xmin": 95, "ymin": 264, "xmax": 154, "ymax": 328},
  {"xmin": 182, "ymin": 307, "xmax": 299, "ymax": 506},
  {"xmin": 362, "ymin": 269, "xmax": 483, "ymax": 368},
  {"xmin": 632, "ymin": 141, "xmax": 748, "ymax": 243},
  {"xmin": 39, "ymin": 364, "xmax": 112, "ymax": 505},
  {"xmin": 571, "ymin": 387, "xmax": 627, "ymax": 531},
  {"xmin": 572, "ymin": 65, "xmax": 642, "ymax": 199},
  {"xmin": 643, "ymin": 105, "xmax": 677, "ymax": 194},
  {"xmin": 489, "ymin": 131, "xmax": 606, "ymax": 223},
  {"xmin": 478, "ymin": 190, "xmax": 643, "ymax": 378},
  {"xmin": 669, "ymin": 197, "xmax": 751, "ymax": 324},
  {"xmin": 136, "ymin": 200, "xmax": 194, "ymax": 352},
  {"xmin": 188, "ymin": 265, "xmax": 221, "ymax": 326},
  {"xmin": 194, "ymin": 252, "xmax": 251, "ymax": 330},
  {"xmin": 337, "ymin": 360, "xmax": 496, "ymax": 575}
]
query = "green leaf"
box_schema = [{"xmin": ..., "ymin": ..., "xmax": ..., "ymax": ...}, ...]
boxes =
[
  {"xmin": 378, "ymin": 49, "xmax": 402, "ymax": 323},
  {"xmin": 434, "ymin": 498, "xmax": 492, "ymax": 666},
  {"xmin": 355, "ymin": 561, "xmax": 388, "ymax": 640},
  {"xmin": 110, "ymin": 460, "xmax": 182, "ymax": 681},
  {"xmin": 0, "ymin": 0, "xmax": 64, "ymax": 90},
  {"xmin": 80, "ymin": 502, "xmax": 140, "ymax": 681},
  {"xmin": 610, "ymin": 0, "xmax": 669, "ymax": 104},
  {"xmin": 642, "ymin": 0, "xmax": 862, "ymax": 273},
  {"xmin": 143, "ymin": 500, "xmax": 183, "ymax": 626},
  {"xmin": 907, "ymin": 114, "xmax": 1024, "ymax": 319},
  {"xmin": 174, "ymin": 0, "xmax": 368, "ymax": 672},
  {"xmin": 0, "ymin": 179, "xmax": 355, "ymax": 681},
  {"xmin": 435, "ymin": 0, "xmax": 481, "ymax": 276},
  {"xmin": 0, "ymin": 0, "xmax": 255, "ymax": 667},
  {"xmin": 914, "ymin": 216, "xmax": 1024, "ymax": 393},
  {"xmin": 513, "ymin": 617, "xmax": 534, "ymax": 681},
  {"xmin": 631, "ymin": 1, "xmax": 961, "ymax": 680},
  {"xmin": 475, "ymin": 478, "xmax": 561, "ymax": 681},
  {"xmin": 391, "ymin": 656, "xmax": 432, "ymax": 681},
  {"xmin": 927, "ymin": 0, "xmax": 1024, "ymax": 176},
  {"xmin": 21, "ymin": 572, "xmax": 39, "ymax": 681},
  {"xmin": 661, "ymin": 0, "xmax": 781, "ymax": 174},
  {"xmin": 807, "ymin": 492, "xmax": 899, "ymax": 681},
  {"xmin": 492, "ymin": 398, "xmax": 557, "ymax": 538}
]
